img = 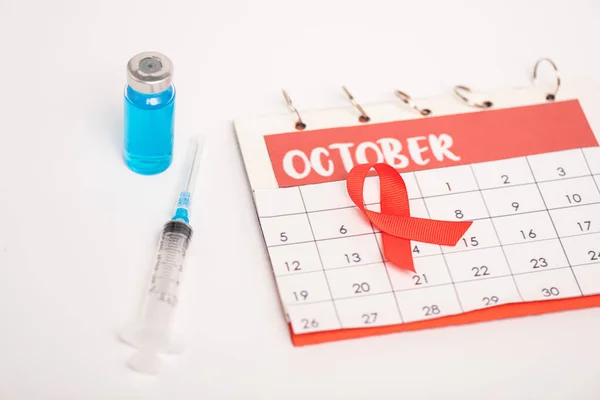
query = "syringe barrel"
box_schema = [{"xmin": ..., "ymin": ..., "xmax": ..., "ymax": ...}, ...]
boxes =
[{"xmin": 140, "ymin": 220, "xmax": 193, "ymax": 330}]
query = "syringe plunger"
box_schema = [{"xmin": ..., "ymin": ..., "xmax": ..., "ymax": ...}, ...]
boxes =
[{"xmin": 120, "ymin": 220, "xmax": 193, "ymax": 374}]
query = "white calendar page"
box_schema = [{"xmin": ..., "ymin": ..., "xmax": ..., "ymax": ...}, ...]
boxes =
[{"xmin": 234, "ymin": 81, "xmax": 600, "ymax": 346}]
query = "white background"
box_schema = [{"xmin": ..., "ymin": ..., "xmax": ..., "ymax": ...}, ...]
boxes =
[{"xmin": 0, "ymin": 0, "xmax": 599, "ymax": 398}]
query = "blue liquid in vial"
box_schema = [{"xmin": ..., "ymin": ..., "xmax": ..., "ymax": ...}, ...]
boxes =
[{"xmin": 124, "ymin": 85, "xmax": 175, "ymax": 175}]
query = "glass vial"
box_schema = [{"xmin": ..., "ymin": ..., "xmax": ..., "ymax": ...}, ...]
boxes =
[{"xmin": 124, "ymin": 52, "xmax": 175, "ymax": 175}]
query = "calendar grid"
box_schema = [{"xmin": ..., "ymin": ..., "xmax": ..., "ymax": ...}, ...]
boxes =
[
  {"xmin": 524, "ymin": 156, "xmax": 584, "ymax": 295},
  {"xmin": 257, "ymin": 147, "xmax": 600, "ymax": 335},
  {"xmin": 282, "ymin": 263, "xmax": 594, "ymax": 307},
  {"xmin": 258, "ymin": 173, "xmax": 598, "ymax": 219},
  {"xmin": 267, "ymin": 223, "xmax": 600, "ymax": 251},
  {"xmin": 412, "ymin": 172, "xmax": 465, "ymax": 313},
  {"xmin": 468, "ymin": 164, "xmax": 525, "ymax": 301},
  {"xmin": 271, "ymin": 232, "xmax": 600, "ymax": 283},
  {"xmin": 297, "ymin": 186, "xmax": 343, "ymax": 327}
]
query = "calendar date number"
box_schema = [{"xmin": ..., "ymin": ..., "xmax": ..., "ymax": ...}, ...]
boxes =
[
  {"xmin": 423, "ymin": 305, "xmax": 441, "ymax": 316},
  {"xmin": 293, "ymin": 290, "xmax": 309, "ymax": 301},
  {"xmin": 542, "ymin": 287, "xmax": 560, "ymax": 297},
  {"xmin": 362, "ymin": 312, "xmax": 378, "ymax": 324},
  {"xmin": 301, "ymin": 318, "xmax": 319, "ymax": 329},
  {"xmin": 345, "ymin": 253, "xmax": 361, "ymax": 264},
  {"xmin": 566, "ymin": 194, "xmax": 582, "ymax": 204},
  {"xmin": 578, "ymin": 221, "xmax": 591, "ymax": 232},
  {"xmin": 413, "ymin": 274, "xmax": 428, "ymax": 286},
  {"xmin": 530, "ymin": 257, "xmax": 548, "ymax": 269},
  {"xmin": 520, "ymin": 229, "xmax": 537, "ymax": 240},
  {"xmin": 285, "ymin": 261, "xmax": 301, "ymax": 271},
  {"xmin": 462, "ymin": 236, "xmax": 479, "ymax": 248},
  {"xmin": 353, "ymin": 282, "xmax": 371, "ymax": 294},
  {"xmin": 482, "ymin": 296, "xmax": 499, "ymax": 306},
  {"xmin": 472, "ymin": 266, "xmax": 490, "ymax": 277}
]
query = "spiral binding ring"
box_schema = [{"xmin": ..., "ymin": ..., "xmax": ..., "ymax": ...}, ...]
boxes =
[
  {"xmin": 342, "ymin": 86, "xmax": 370, "ymax": 122},
  {"xmin": 394, "ymin": 90, "xmax": 431, "ymax": 116},
  {"xmin": 282, "ymin": 90, "xmax": 306, "ymax": 130},
  {"xmin": 453, "ymin": 85, "xmax": 493, "ymax": 109},
  {"xmin": 280, "ymin": 59, "xmax": 558, "ymax": 127},
  {"xmin": 533, "ymin": 58, "xmax": 560, "ymax": 101}
]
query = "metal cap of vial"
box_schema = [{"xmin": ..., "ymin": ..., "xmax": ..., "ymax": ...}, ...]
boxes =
[{"xmin": 126, "ymin": 52, "xmax": 174, "ymax": 94}]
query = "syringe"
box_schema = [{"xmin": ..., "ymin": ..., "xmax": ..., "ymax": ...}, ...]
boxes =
[{"xmin": 120, "ymin": 137, "xmax": 204, "ymax": 374}]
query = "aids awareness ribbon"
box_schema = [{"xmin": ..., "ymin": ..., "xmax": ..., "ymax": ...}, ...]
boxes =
[{"xmin": 346, "ymin": 163, "xmax": 473, "ymax": 272}]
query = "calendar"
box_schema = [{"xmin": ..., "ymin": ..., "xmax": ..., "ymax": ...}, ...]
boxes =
[{"xmin": 234, "ymin": 80, "xmax": 600, "ymax": 346}]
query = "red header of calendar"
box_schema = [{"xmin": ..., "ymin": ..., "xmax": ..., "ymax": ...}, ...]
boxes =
[{"xmin": 264, "ymin": 100, "xmax": 597, "ymax": 187}]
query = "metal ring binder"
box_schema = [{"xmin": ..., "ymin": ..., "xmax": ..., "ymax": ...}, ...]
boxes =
[
  {"xmin": 279, "ymin": 58, "xmax": 559, "ymax": 126},
  {"xmin": 282, "ymin": 89, "xmax": 306, "ymax": 130},
  {"xmin": 394, "ymin": 90, "xmax": 431, "ymax": 116},
  {"xmin": 453, "ymin": 85, "xmax": 493, "ymax": 109},
  {"xmin": 342, "ymin": 86, "xmax": 370, "ymax": 123},
  {"xmin": 533, "ymin": 58, "xmax": 560, "ymax": 101}
]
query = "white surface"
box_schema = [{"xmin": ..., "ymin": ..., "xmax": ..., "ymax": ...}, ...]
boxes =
[{"xmin": 1, "ymin": 0, "xmax": 600, "ymax": 398}]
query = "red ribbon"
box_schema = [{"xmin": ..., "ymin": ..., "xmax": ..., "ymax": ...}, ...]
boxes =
[{"xmin": 346, "ymin": 163, "xmax": 473, "ymax": 272}]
